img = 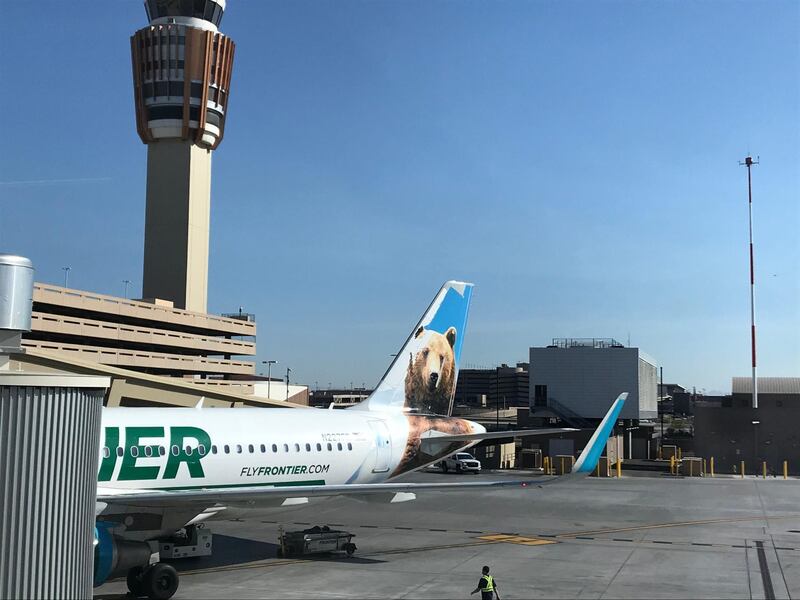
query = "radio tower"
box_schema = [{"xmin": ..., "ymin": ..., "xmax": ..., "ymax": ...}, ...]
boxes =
[
  {"xmin": 740, "ymin": 155, "xmax": 759, "ymax": 409},
  {"xmin": 131, "ymin": 0, "xmax": 235, "ymax": 312}
]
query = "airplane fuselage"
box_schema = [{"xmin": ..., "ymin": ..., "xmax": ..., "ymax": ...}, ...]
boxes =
[{"xmin": 98, "ymin": 407, "xmax": 480, "ymax": 493}]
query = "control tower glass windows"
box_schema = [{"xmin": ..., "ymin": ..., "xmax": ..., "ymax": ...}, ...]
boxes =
[{"xmin": 146, "ymin": 0, "xmax": 224, "ymax": 26}]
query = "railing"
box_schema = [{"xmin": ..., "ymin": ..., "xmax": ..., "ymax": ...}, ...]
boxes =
[
  {"xmin": 33, "ymin": 283, "xmax": 256, "ymax": 336},
  {"xmin": 545, "ymin": 398, "xmax": 594, "ymax": 429},
  {"xmin": 29, "ymin": 312, "xmax": 256, "ymax": 355}
]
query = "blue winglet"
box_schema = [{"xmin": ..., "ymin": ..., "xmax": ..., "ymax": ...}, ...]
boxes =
[{"xmin": 572, "ymin": 393, "xmax": 628, "ymax": 474}]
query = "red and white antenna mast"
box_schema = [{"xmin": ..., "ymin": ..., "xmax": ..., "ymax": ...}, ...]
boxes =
[{"xmin": 739, "ymin": 155, "xmax": 759, "ymax": 409}]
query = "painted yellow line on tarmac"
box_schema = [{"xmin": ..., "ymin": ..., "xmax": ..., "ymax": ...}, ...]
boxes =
[{"xmin": 478, "ymin": 534, "xmax": 557, "ymax": 546}]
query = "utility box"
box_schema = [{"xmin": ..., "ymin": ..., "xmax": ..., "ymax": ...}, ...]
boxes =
[
  {"xmin": 591, "ymin": 456, "xmax": 611, "ymax": 477},
  {"xmin": 554, "ymin": 454, "xmax": 575, "ymax": 475},
  {"xmin": 520, "ymin": 448, "xmax": 542, "ymax": 469},
  {"xmin": 682, "ymin": 457, "xmax": 703, "ymax": 477}
]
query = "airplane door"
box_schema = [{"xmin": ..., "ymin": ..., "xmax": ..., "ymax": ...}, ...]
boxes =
[{"xmin": 368, "ymin": 420, "xmax": 392, "ymax": 473}]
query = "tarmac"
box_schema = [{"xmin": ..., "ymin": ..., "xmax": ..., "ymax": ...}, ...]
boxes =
[{"xmin": 95, "ymin": 470, "xmax": 800, "ymax": 599}]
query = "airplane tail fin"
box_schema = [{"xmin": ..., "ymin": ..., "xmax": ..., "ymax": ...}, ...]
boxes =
[
  {"xmin": 352, "ymin": 281, "xmax": 474, "ymax": 416},
  {"xmin": 571, "ymin": 393, "xmax": 628, "ymax": 475}
]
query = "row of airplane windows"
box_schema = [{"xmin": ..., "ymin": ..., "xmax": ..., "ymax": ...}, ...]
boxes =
[{"xmin": 101, "ymin": 441, "xmax": 355, "ymax": 459}]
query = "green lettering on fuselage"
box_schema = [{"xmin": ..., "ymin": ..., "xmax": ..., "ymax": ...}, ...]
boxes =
[
  {"xmin": 163, "ymin": 426, "xmax": 212, "ymax": 480},
  {"xmin": 98, "ymin": 427, "xmax": 119, "ymax": 482},
  {"xmin": 98, "ymin": 425, "xmax": 212, "ymax": 482},
  {"xmin": 118, "ymin": 427, "xmax": 163, "ymax": 481}
]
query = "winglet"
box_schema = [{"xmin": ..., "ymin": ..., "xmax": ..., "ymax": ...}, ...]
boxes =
[{"xmin": 572, "ymin": 393, "xmax": 628, "ymax": 474}]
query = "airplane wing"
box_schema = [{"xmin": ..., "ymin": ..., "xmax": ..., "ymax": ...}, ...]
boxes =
[{"xmin": 97, "ymin": 477, "xmax": 554, "ymax": 509}]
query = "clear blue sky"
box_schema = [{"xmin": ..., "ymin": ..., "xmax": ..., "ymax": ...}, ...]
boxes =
[{"xmin": 2, "ymin": 1, "xmax": 798, "ymax": 394}]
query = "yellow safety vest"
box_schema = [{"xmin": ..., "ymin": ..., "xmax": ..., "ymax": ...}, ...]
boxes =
[{"xmin": 481, "ymin": 575, "xmax": 494, "ymax": 592}]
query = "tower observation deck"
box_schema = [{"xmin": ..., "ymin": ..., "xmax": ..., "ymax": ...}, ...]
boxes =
[{"xmin": 131, "ymin": 0, "xmax": 235, "ymax": 312}]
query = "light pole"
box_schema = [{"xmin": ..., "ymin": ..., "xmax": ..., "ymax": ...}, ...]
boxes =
[
  {"xmin": 286, "ymin": 367, "xmax": 291, "ymax": 400},
  {"xmin": 740, "ymin": 155, "xmax": 759, "ymax": 409},
  {"xmin": 123, "ymin": 279, "xmax": 132, "ymax": 299},
  {"xmin": 262, "ymin": 360, "xmax": 276, "ymax": 399},
  {"xmin": 62, "ymin": 266, "xmax": 71, "ymax": 288}
]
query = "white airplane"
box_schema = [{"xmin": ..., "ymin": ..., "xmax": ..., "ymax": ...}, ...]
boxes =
[{"xmin": 94, "ymin": 281, "xmax": 627, "ymax": 599}]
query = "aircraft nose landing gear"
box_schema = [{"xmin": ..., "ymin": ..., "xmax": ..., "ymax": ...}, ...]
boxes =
[{"xmin": 127, "ymin": 563, "xmax": 179, "ymax": 600}]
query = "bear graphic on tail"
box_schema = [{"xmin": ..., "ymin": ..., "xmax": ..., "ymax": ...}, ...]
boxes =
[{"xmin": 404, "ymin": 326, "xmax": 457, "ymax": 416}]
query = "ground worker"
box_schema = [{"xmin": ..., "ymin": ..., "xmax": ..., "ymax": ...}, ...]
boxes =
[{"xmin": 471, "ymin": 565, "xmax": 500, "ymax": 600}]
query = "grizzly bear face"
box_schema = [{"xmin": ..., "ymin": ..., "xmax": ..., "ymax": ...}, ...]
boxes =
[{"xmin": 403, "ymin": 326, "xmax": 457, "ymax": 415}]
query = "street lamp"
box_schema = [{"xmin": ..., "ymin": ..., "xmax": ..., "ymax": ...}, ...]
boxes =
[
  {"xmin": 62, "ymin": 266, "xmax": 71, "ymax": 288},
  {"xmin": 262, "ymin": 360, "xmax": 277, "ymax": 399},
  {"xmin": 122, "ymin": 279, "xmax": 132, "ymax": 299}
]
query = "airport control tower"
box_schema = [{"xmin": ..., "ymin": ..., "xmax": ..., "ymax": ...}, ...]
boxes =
[{"xmin": 131, "ymin": 0, "xmax": 235, "ymax": 312}]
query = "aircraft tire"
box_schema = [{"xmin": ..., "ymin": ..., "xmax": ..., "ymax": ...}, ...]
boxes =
[
  {"xmin": 143, "ymin": 562, "xmax": 179, "ymax": 600},
  {"xmin": 127, "ymin": 566, "xmax": 145, "ymax": 597}
]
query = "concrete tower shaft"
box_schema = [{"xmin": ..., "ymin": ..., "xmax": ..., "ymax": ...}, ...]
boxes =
[{"xmin": 131, "ymin": 0, "xmax": 235, "ymax": 313}]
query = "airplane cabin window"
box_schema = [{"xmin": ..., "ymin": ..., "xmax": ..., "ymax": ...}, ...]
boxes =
[
  {"xmin": 144, "ymin": 446, "xmax": 153, "ymax": 457},
  {"xmin": 236, "ymin": 444, "xmax": 243, "ymax": 454},
  {"xmin": 131, "ymin": 446, "xmax": 139, "ymax": 457},
  {"xmin": 198, "ymin": 444, "xmax": 206, "ymax": 456},
  {"xmin": 347, "ymin": 442, "xmax": 353, "ymax": 451},
  {"xmin": 172, "ymin": 445, "xmax": 180, "ymax": 456},
  {"xmin": 160, "ymin": 446, "xmax": 166, "ymax": 456},
  {"xmin": 260, "ymin": 444, "xmax": 266, "ymax": 453},
  {"xmin": 211, "ymin": 445, "xmax": 218, "ymax": 454},
  {"xmin": 102, "ymin": 447, "xmax": 110, "ymax": 459},
  {"xmin": 305, "ymin": 443, "xmax": 311, "ymax": 452},
  {"xmin": 185, "ymin": 445, "xmax": 193, "ymax": 456},
  {"xmin": 283, "ymin": 443, "xmax": 289, "ymax": 452},
  {"xmin": 327, "ymin": 443, "xmax": 332, "ymax": 451},
  {"xmin": 337, "ymin": 443, "xmax": 343, "ymax": 451},
  {"xmin": 272, "ymin": 444, "xmax": 278, "ymax": 453},
  {"xmin": 248, "ymin": 444, "xmax": 254, "ymax": 453},
  {"xmin": 316, "ymin": 443, "xmax": 322, "ymax": 451},
  {"xmin": 116, "ymin": 447, "xmax": 124, "ymax": 457},
  {"xmin": 224, "ymin": 445, "xmax": 230, "ymax": 454},
  {"xmin": 294, "ymin": 443, "xmax": 300, "ymax": 452}
]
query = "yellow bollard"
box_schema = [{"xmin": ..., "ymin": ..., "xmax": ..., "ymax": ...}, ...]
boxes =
[
  {"xmin": 658, "ymin": 446, "xmax": 663, "ymax": 460},
  {"xmin": 703, "ymin": 459, "xmax": 707, "ymax": 476},
  {"xmin": 670, "ymin": 455, "xmax": 675, "ymax": 475},
  {"xmin": 763, "ymin": 461, "xmax": 767, "ymax": 479},
  {"xmin": 710, "ymin": 456, "xmax": 715, "ymax": 478},
  {"xmin": 784, "ymin": 461, "xmax": 788, "ymax": 480},
  {"xmin": 543, "ymin": 456, "xmax": 549, "ymax": 475},
  {"xmin": 741, "ymin": 460, "xmax": 745, "ymax": 478},
  {"xmin": 616, "ymin": 458, "xmax": 622, "ymax": 478},
  {"xmin": 560, "ymin": 456, "xmax": 565, "ymax": 476}
]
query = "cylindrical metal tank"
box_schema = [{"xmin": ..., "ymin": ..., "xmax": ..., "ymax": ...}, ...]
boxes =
[
  {"xmin": 0, "ymin": 254, "xmax": 34, "ymax": 332},
  {"xmin": 0, "ymin": 380, "xmax": 107, "ymax": 599},
  {"xmin": 0, "ymin": 255, "xmax": 109, "ymax": 599}
]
